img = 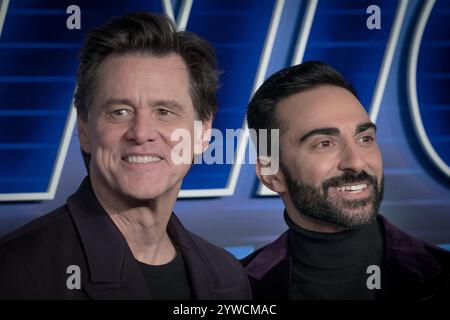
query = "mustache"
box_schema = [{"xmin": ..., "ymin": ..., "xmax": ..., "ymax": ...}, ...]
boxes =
[{"xmin": 322, "ymin": 171, "xmax": 378, "ymax": 192}]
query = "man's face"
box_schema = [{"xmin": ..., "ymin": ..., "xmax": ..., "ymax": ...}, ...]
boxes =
[
  {"xmin": 276, "ymin": 85, "xmax": 384, "ymax": 229},
  {"xmin": 78, "ymin": 53, "xmax": 208, "ymax": 202}
]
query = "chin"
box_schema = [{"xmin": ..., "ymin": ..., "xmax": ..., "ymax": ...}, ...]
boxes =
[
  {"xmin": 119, "ymin": 183, "xmax": 163, "ymax": 200},
  {"xmin": 119, "ymin": 190, "xmax": 161, "ymax": 202}
]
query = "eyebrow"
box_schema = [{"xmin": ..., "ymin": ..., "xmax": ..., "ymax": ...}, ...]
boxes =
[
  {"xmin": 103, "ymin": 98, "xmax": 134, "ymax": 108},
  {"xmin": 299, "ymin": 122, "xmax": 377, "ymax": 143},
  {"xmin": 355, "ymin": 122, "xmax": 377, "ymax": 134},
  {"xmin": 300, "ymin": 127, "xmax": 340, "ymax": 142},
  {"xmin": 102, "ymin": 98, "xmax": 184, "ymax": 112},
  {"xmin": 151, "ymin": 99, "xmax": 185, "ymax": 112}
]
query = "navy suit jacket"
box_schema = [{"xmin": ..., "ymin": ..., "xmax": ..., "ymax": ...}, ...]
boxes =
[
  {"xmin": 242, "ymin": 215, "xmax": 450, "ymax": 300},
  {"xmin": 0, "ymin": 177, "xmax": 252, "ymax": 300}
]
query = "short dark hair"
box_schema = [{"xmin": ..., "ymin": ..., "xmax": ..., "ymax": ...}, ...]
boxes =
[
  {"xmin": 247, "ymin": 61, "xmax": 357, "ymax": 157},
  {"xmin": 74, "ymin": 12, "xmax": 219, "ymax": 171}
]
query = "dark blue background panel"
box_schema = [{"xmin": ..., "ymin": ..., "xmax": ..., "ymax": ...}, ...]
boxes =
[
  {"xmin": 0, "ymin": 1, "xmax": 449, "ymax": 256},
  {"xmin": 182, "ymin": 0, "xmax": 276, "ymax": 190},
  {"xmin": 303, "ymin": 0, "xmax": 397, "ymax": 110},
  {"xmin": 417, "ymin": 0, "xmax": 450, "ymax": 166}
]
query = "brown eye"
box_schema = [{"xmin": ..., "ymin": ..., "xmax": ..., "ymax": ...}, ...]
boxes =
[
  {"xmin": 360, "ymin": 136, "xmax": 374, "ymax": 144},
  {"xmin": 319, "ymin": 140, "xmax": 333, "ymax": 148},
  {"xmin": 157, "ymin": 109, "xmax": 169, "ymax": 116}
]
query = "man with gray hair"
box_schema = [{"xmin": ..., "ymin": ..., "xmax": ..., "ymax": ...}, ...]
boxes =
[{"xmin": 0, "ymin": 12, "xmax": 251, "ymax": 300}]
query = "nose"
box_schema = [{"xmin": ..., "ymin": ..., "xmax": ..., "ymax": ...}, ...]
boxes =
[
  {"xmin": 337, "ymin": 142, "xmax": 366, "ymax": 174},
  {"xmin": 125, "ymin": 112, "xmax": 159, "ymax": 144}
]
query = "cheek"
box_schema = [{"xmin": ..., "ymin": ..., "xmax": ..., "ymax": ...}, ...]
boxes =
[
  {"xmin": 90, "ymin": 124, "xmax": 125, "ymax": 157},
  {"xmin": 305, "ymin": 162, "xmax": 335, "ymax": 187},
  {"xmin": 285, "ymin": 154, "xmax": 331, "ymax": 187},
  {"xmin": 166, "ymin": 125, "xmax": 197, "ymax": 155},
  {"xmin": 367, "ymin": 147, "xmax": 383, "ymax": 175},
  {"xmin": 178, "ymin": 163, "xmax": 192, "ymax": 177}
]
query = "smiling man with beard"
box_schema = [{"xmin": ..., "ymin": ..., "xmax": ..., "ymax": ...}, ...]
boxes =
[{"xmin": 242, "ymin": 61, "xmax": 450, "ymax": 300}]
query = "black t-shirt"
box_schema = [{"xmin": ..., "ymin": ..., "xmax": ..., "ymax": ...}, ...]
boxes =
[
  {"xmin": 137, "ymin": 250, "xmax": 192, "ymax": 300},
  {"xmin": 284, "ymin": 211, "xmax": 385, "ymax": 300}
]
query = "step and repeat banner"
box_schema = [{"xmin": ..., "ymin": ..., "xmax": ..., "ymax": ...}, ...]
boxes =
[{"xmin": 0, "ymin": 0, "xmax": 449, "ymax": 257}]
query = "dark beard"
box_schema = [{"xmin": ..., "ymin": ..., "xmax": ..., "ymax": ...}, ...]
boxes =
[{"xmin": 281, "ymin": 163, "xmax": 384, "ymax": 230}]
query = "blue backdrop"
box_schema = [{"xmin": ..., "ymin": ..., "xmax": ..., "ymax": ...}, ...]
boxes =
[{"xmin": 0, "ymin": 0, "xmax": 449, "ymax": 258}]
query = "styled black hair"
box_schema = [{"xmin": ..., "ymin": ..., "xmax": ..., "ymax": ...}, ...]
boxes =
[{"xmin": 247, "ymin": 61, "xmax": 357, "ymax": 156}]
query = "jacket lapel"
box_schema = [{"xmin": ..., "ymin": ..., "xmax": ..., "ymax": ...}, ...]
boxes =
[
  {"xmin": 68, "ymin": 177, "xmax": 222, "ymax": 299},
  {"xmin": 67, "ymin": 177, "xmax": 151, "ymax": 300},
  {"xmin": 379, "ymin": 215, "xmax": 444, "ymax": 299},
  {"xmin": 245, "ymin": 231, "xmax": 291, "ymax": 299},
  {"xmin": 166, "ymin": 214, "xmax": 217, "ymax": 299}
]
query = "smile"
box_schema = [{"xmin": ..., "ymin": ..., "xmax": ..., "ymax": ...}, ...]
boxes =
[
  {"xmin": 124, "ymin": 155, "xmax": 163, "ymax": 163},
  {"xmin": 336, "ymin": 183, "xmax": 368, "ymax": 193}
]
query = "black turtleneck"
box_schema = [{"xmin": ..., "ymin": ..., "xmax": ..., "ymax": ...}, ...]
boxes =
[{"xmin": 284, "ymin": 210, "xmax": 385, "ymax": 300}]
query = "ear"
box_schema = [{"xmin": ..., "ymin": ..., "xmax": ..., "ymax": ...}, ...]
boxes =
[
  {"xmin": 193, "ymin": 118, "xmax": 212, "ymax": 156},
  {"xmin": 77, "ymin": 115, "xmax": 90, "ymax": 154},
  {"xmin": 256, "ymin": 156, "xmax": 287, "ymax": 194}
]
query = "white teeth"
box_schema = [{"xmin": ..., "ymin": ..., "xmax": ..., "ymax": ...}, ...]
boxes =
[
  {"xmin": 126, "ymin": 156, "xmax": 162, "ymax": 163},
  {"xmin": 337, "ymin": 184, "xmax": 367, "ymax": 192}
]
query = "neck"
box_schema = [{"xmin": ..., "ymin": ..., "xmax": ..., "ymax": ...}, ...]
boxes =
[
  {"xmin": 108, "ymin": 207, "xmax": 176, "ymax": 265},
  {"xmin": 90, "ymin": 176, "xmax": 178, "ymax": 265}
]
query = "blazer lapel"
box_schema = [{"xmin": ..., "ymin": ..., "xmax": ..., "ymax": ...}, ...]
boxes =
[
  {"xmin": 68, "ymin": 177, "xmax": 151, "ymax": 300},
  {"xmin": 68, "ymin": 177, "xmax": 234, "ymax": 300},
  {"xmin": 380, "ymin": 215, "xmax": 444, "ymax": 299},
  {"xmin": 82, "ymin": 251, "xmax": 151, "ymax": 300},
  {"xmin": 245, "ymin": 231, "xmax": 291, "ymax": 299},
  {"xmin": 167, "ymin": 214, "xmax": 217, "ymax": 299}
]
